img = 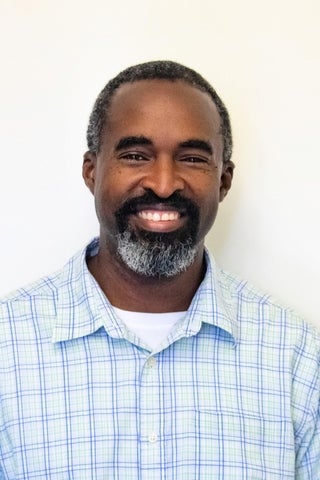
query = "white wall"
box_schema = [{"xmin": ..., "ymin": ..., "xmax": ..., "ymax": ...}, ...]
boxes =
[{"xmin": 0, "ymin": 0, "xmax": 319, "ymax": 327}]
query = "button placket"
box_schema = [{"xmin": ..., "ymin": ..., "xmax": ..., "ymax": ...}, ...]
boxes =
[{"xmin": 139, "ymin": 354, "xmax": 162, "ymax": 477}]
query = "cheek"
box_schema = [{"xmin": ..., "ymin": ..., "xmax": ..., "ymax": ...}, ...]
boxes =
[
  {"xmin": 195, "ymin": 187, "xmax": 221, "ymax": 235},
  {"xmin": 92, "ymin": 178, "xmax": 115, "ymax": 224},
  {"xmin": 100, "ymin": 165, "xmax": 139, "ymax": 199},
  {"xmin": 201, "ymin": 195, "xmax": 220, "ymax": 222},
  {"xmin": 191, "ymin": 172, "xmax": 221, "ymax": 205},
  {"xmin": 93, "ymin": 169, "xmax": 134, "ymax": 223}
]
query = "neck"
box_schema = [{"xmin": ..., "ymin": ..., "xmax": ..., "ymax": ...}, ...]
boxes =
[{"xmin": 87, "ymin": 239, "xmax": 206, "ymax": 313}]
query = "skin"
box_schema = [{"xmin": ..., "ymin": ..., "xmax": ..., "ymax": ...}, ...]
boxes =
[{"xmin": 83, "ymin": 79, "xmax": 234, "ymax": 313}]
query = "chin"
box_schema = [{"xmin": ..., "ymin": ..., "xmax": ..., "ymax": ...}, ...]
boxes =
[{"xmin": 116, "ymin": 230, "xmax": 198, "ymax": 278}]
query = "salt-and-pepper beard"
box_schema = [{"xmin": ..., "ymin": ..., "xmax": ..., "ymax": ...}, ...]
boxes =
[{"xmin": 114, "ymin": 191, "xmax": 200, "ymax": 278}]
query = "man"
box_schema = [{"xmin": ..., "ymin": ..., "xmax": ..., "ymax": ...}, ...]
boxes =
[{"xmin": 0, "ymin": 61, "xmax": 319, "ymax": 479}]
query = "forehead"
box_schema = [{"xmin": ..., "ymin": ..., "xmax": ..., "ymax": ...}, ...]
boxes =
[{"xmin": 104, "ymin": 79, "xmax": 222, "ymax": 141}]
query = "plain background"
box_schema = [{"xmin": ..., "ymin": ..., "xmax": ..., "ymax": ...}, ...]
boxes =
[{"xmin": 0, "ymin": 0, "xmax": 319, "ymax": 328}]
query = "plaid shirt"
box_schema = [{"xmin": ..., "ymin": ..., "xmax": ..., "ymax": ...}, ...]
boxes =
[{"xmin": 0, "ymin": 238, "xmax": 319, "ymax": 479}]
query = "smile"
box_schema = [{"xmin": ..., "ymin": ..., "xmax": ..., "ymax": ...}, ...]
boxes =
[
  {"xmin": 137, "ymin": 210, "xmax": 180, "ymax": 222},
  {"xmin": 133, "ymin": 209, "xmax": 184, "ymax": 233}
]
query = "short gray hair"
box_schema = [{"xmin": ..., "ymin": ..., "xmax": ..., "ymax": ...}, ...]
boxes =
[{"xmin": 87, "ymin": 60, "xmax": 233, "ymax": 163}]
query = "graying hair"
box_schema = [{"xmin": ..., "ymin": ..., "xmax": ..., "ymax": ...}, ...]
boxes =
[
  {"xmin": 86, "ymin": 60, "xmax": 233, "ymax": 163},
  {"xmin": 116, "ymin": 231, "xmax": 197, "ymax": 278}
]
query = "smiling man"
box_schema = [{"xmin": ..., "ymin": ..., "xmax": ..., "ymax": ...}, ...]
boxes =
[
  {"xmin": 0, "ymin": 61, "xmax": 319, "ymax": 479},
  {"xmin": 82, "ymin": 76, "xmax": 233, "ymax": 312}
]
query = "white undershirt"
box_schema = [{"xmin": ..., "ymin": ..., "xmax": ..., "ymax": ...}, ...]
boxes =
[{"xmin": 113, "ymin": 307, "xmax": 187, "ymax": 349}]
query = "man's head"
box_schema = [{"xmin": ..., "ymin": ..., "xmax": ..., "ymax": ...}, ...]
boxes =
[
  {"xmin": 86, "ymin": 60, "xmax": 233, "ymax": 164},
  {"xmin": 83, "ymin": 61, "xmax": 234, "ymax": 278}
]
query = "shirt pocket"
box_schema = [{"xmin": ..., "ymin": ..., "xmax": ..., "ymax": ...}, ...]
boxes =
[{"xmin": 195, "ymin": 409, "xmax": 295, "ymax": 478}]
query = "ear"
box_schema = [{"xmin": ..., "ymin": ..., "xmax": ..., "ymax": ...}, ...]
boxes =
[
  {"xmin": 82, "ymin": 151, "xmax": 97, "ymax": 194},
  {"xmin": 219, "ymin": 160, "xmax": 235, "ymax": 202}
]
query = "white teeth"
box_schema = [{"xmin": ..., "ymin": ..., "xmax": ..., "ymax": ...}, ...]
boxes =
[{"xmin": 138, "ymin": 211, "xmax": 179, "ymax": 221}]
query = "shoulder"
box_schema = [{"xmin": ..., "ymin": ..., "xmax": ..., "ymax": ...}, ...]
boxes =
[
  {"xmin": 1, "ymin": 270, "xmax": 60, "ymax": 304},
  {"xmin": 211, "ymin": 260, "xmax": 320, "ymax": 409},
  {"xmin": 0, "ymin": 269, "xmax": 61, "ymax": 330},
  {"xmin": 0, "ymin": 240, "xmax": 92, "ymax": 325},
  {"xmin": 207, "ymin": 254, "xmax": 320, "ymax": 352},
  {"xmin": 0, "ymin": 239, "xmax": 96, "ymax": 311}
]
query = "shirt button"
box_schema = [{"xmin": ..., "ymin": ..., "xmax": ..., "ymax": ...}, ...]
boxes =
[
  {"xmin": 148, "ymin": 432, "xmax": 158, "ymax": 443},
  {"xmin": 146, "ymin": 357, "xmax": 157, "ymax": 368}
]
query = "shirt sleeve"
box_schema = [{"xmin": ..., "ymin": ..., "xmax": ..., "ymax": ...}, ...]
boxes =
[
  {"xmin": 295, "ymin": 402, "xmax": 320, "ymax": 479},
  {"xmin": 294, "ymin": 326, "xmax": 320, "ymax": 479}
]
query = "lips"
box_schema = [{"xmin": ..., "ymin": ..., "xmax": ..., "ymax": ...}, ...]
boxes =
[{"xmin": 115, "ymin": 190, "xmax": 199, "ymax": 238}]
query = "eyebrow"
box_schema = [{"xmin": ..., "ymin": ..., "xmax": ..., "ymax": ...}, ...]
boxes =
[
  {"xmin": 114, "ymin": 136, "xmax": 213, "ymax": 155},
  {"xmin": 178, "ymin": 139, "xmax": 213, "ymax": 155},
  {"xmin": 115, "ymin": 136, "xmax": 153, "ymax": 151}
]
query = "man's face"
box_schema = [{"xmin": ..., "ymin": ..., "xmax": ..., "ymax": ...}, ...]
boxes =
[{"xmin": 83, "ymin": 79, "xmax": 233, "ymax": 277}]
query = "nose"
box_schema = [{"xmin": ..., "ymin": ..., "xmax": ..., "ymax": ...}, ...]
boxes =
[{"xmin": 140, "ymin": 157, "xmax": 184, "ymax": 198}]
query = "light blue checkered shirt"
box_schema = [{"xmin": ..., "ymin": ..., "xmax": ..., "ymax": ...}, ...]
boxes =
[{"xmin": 0, "ymin": 238, "xmax": 319, "ymax": 479}]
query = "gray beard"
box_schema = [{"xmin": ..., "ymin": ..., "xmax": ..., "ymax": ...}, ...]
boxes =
[{"xmin": 116, "ymin": 230, "xmax": 198, "ymax": 278}]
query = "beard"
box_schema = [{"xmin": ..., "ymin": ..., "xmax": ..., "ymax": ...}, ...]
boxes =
[{"xmin": 114, "ymin": 191, "xmax": 200, "ymax": 278}]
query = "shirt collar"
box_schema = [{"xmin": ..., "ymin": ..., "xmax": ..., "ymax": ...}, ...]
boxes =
[
  {"xmin": 52, "ymin": 238, "xmax": 108, "ymax": 342},
  {"xmin": 52, "ymin": 239, "xmax": 238, "ymax": 344},
  {"xmin": 186, "ymin": 249, "xmax": 239, "ymax": 343}
]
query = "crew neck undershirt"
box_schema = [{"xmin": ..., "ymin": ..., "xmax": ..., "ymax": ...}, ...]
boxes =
[{"xmin": 113, "ymin": 306, "xmax": 187, "ymax": 350}]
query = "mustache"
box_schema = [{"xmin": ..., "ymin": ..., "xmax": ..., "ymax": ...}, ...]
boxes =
[{"xmin": 115, "ymin": 190, "xmax": 199, "ymax": 218}]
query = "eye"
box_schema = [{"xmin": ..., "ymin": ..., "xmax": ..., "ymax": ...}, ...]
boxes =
[
  {"xmin": 180, "ymin": 155, "xmax": 209, "ymax": 164},
  {"xmin": 120, "ymin": 152, "xmax": 149, "ymax": 161}
]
